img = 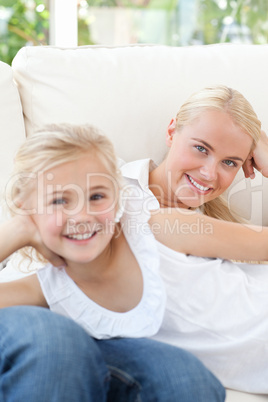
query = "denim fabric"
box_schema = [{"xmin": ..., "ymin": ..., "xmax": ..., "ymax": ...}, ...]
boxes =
[
  {"xmin": 98, "ymin": 337, "xmax": 226, "ymax": 402},
  {"xmin": 0, "ymin": 306, "xmax": 225, "ymax": 402},
  {"xmin": 0, "ymin": 306, "xmax": 109, "ymax": 402}
]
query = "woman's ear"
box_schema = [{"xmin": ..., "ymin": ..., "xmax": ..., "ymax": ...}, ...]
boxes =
[{"xmin": 165, "ymin": 118, "xmax": 176, "ymax": 147}]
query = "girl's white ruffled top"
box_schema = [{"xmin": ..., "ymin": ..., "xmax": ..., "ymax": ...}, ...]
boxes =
[{"xmin": 37, "ymin": 199, "xmax": 166, "ymax": 339}]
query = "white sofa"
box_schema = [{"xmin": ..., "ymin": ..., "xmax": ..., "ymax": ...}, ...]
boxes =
[{"xmin": 1, "ymin": 43, "xmax": 268, "ymax": 401}]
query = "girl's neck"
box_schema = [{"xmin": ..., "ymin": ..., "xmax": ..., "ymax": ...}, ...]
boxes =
[{"xmin": 65, "ymin": 229, "xmax": 122, "ymax": 284}]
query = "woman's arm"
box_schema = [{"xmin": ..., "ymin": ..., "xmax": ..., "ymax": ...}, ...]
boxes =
[
  {"xmin": 243, "ymin": 130, "xmax": 268, "ymax": 179},
  {"xmin": 150, "ymin": 208, "xmax": 268, "ymax": 261}
]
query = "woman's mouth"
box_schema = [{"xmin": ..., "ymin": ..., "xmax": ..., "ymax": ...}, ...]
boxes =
[{"xmin": 186, "ymin": 174, "xmax": 212, "ymax": 193}]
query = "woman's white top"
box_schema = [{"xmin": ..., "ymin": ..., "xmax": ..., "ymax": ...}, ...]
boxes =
[
  {"xmin": 121, "ymin": 158, "xmax": 268, "ymax": 394},
  {"xmin": 37, "ymin": 202, "xmax": 166, "ymax": 340}
]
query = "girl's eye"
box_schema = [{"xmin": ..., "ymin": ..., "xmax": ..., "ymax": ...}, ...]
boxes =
[
  {"xmin": 195, "ymin": 145, "xmax": 207, "ymax": 153},
  {"xmin": 52, "ymin": 198, "xmax": 66, "ymax": 205},
  {"xmin": 223, "ymin": 160, "xmax": 237, "ymax": 168},
  {"xmin": 90, "ymin": 193, "xmax": 104, "ymax": 201}
]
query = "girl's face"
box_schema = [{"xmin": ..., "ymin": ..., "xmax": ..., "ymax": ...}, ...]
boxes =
[
  {"xmin": 31, "ymin": 154, "xmax": 119, "ymax": 267},
  {"xmin": 164, "ymin": 110, "xmax": 253, "ymax": 208}
]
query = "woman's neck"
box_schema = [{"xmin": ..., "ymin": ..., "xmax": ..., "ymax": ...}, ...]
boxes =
[{"xmin": 149, "ymin": 165, "xmax": 189, "ymax": 209}]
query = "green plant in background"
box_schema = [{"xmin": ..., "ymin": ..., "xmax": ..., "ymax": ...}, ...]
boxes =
[
  {"xmin": 86, "ymin": 0, "xmax": 149, "ymax": 7},
  {"xmin": 0, "ymin": 0, "xmax": 49, "ymax": 65},
  {"xmin": 199, "ymin": 0, "xmax": 268, "ymax": 44},
  {"xmin": 1, "ymin": 0, "xmax": 268, "ymax": 65},
  {"xmin": 86, "ymin": 0, "xmax": 176, "ymax": 8}
]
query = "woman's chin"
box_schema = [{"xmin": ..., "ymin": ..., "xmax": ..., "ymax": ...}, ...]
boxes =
[{"xmin": 174, "ymin": 194, "xmax": 207, "ymax": 210}]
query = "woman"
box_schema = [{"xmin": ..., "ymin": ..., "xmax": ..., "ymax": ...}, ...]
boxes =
[
  {"xmin": 121, "ymin": 85, "xmax": 268, "ymax": 393},
  {"xmin": 121, "ymin": 85, "xmax": 266, "ymax": 221}
]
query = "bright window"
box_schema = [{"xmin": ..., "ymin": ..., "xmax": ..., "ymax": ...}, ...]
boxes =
[{"xmin": 0, "ymin": 0, "xmax": 268, "ymax": 65}]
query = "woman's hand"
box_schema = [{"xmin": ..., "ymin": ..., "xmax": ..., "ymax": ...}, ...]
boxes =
[{"xmin": 243, "ymin": 130, "xmax": 268, "ymax": 179}]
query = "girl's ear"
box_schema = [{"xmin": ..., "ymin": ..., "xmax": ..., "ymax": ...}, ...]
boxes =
[{"xmin": 165, "ymin": 118, "xmax": 176, "ymax": 147}]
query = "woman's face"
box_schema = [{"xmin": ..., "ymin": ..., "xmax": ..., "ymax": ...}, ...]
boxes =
[{"xmin": 163, "ymin": 109, "xmax": 253, "ymax": 209}]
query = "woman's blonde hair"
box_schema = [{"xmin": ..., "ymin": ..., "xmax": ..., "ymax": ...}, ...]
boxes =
[
  {"xmin": 6, "ymin": 123, "xmax": 122, "ymax": 263},
  {"xmin": 175, "ymin": 85, "xmax": 262, "ymax": 222}
]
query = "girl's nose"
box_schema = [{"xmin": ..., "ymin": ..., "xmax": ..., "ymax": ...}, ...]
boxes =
[{"xmin": 67, "ymin": 195, "xmax": 91, "ymax": 222}]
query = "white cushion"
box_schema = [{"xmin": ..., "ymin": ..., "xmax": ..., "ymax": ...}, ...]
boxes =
[
  {"xmin": 7, "ymin": 44, "xmax": 268, "ymax": 400},
  {"xmin": 12, "ymin": 44, "xmax": 268, "ymax": 225},
  {"xmin": 226, "ymin": 389, "xmax": 268, "ymax": 402},
  {"xmin": 0, "ymin": 61, "xmax": 25, "ymax": 221}
]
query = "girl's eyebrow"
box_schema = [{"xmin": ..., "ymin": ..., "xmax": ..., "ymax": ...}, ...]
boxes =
[
  {"xmin": 192, "ymin": 137, "xmax": 244, "ymax": 162},
  {"xmin": 46, "ymin": 185, "xmax": 111, "ymax": 196},
  {"xmin": 89, "ymin": 185, "xmax": 110, "ymax": 190},
  {"xmin": 46, "ymin": 190, "xmax": 63, "ymax": 197}
]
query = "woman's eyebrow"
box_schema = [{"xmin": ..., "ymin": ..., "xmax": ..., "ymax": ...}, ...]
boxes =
[
  {"xmin": 192, "ymin": 137, "xmax": 214, "ymax": 151},
  {"xmin": 192, "ymin": 137, "xmax": 244, "ymax": 162}
]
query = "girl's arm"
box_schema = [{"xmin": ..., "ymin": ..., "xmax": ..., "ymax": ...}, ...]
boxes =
[
  {"xmin": 0, "ymin": 274, "xmax": 48, "ymax": 308},
  {"xmin": 150, "ymin": 209, "xmax": 268, "ymax": 261},
  {"xmin": 0, "ymin": 215, "xmax": 61, "ymax": 308},
  {"xmin": 0, "ymin": 214, "xmax": 65, "ymax": 266},
  {"xmin": 0, "ymin": 216, "xmax": 30, "ymax": 262}
]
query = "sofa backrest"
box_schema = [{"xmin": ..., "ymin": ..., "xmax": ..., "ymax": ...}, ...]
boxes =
[
  {"xmin": 10, "ymin": 43, "xmax": 268, "ymax": 225},
  {"xmin": 0, "ymin": 61, "xmax": 25, "ymax": 214}
]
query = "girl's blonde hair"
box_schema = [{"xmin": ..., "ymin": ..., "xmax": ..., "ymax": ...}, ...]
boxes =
[
  {"xmin": 8, "ymin": 123, "xmax": 122, "ymax": 208},
  {"xmin": 6, "ymin": 123, "xmax": 122, "ymax": 264},
  {"xmin": 175, "ymin": 85, "xmax": 262, "ymax": 222}
]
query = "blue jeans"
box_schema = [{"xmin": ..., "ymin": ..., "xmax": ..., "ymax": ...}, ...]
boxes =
[{"xmin": 0, "ymin": 306, "xmax": 225, "ymax": 401}]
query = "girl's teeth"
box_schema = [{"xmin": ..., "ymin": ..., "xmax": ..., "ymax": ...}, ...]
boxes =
[
  {"xmin": 188, "ymin": 175, "xmax": 210, "ymax": 191},
  {"xmin": 67, "ymin": 232, "xmax": 95, "ymax": 240}
]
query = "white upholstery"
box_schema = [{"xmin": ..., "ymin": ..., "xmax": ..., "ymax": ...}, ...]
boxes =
[
  {"xmin": 0, "ymin": 61, "xmax": 25, "ymax": 220},
  {"xmin": 11, "ymin": 43, "xmax": 268, "ymax": 225},
  {"xmin": 226, "ymin": 390, "xmax": 268, "ymax": 402},
  {"xmin": 0, "ymin": 43, "xmax": 267, "ymax": 400}
]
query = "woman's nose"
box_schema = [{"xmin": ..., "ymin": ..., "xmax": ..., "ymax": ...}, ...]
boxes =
[{"xmin": 199, "ymin": 161, "xmax": 218, "ymax": 181}]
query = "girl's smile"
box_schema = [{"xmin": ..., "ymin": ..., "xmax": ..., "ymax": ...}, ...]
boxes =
[{"xmin": 31, "ymin": 154, "xmax": 119, "ymax": 268}]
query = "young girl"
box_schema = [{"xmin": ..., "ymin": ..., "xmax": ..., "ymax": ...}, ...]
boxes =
[
  {"xmin": 1, "ymin": 123, "xmax": 166, "ymax": 340},
  {"xmin": 0, "ymin": 123, "xmax": 227, "ymax": 402}
]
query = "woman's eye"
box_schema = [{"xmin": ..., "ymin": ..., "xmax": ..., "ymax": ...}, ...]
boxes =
[
  {"xmin": 196, "ymin": 145, "xmax": 207, "ymax": 153},
  {"xmin": 90, "ymin": 193, "xmax": 104, "ymax": 201},
  {"xmin": 223, "ymin": 160, "xmax": 237, "ymax": 167}
]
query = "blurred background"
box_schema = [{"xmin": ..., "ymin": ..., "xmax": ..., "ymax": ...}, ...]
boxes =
[{"xmin": 0, "ymin": 0, "xmax": 268, "ymax": 65}]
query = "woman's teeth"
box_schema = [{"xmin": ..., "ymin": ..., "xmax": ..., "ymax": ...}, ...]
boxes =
[
  {"xmin": 66, "ymin": 232, "xmax": 95, "ymax": 240},
  {"xmin": 187, "ymin": 175, "xmax": 210, "ymax": 191}
]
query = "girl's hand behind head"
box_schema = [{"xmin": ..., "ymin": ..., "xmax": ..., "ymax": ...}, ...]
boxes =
[{"xmin": 17, "ymin": 214, "xmax": 66, "ymax": 268}]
